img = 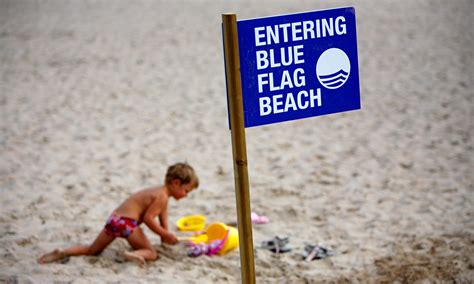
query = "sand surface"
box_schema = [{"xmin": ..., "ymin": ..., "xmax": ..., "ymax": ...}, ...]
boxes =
[{"xmin": 1, "ymin": 0, "xmax": 473, "ymax": 283}]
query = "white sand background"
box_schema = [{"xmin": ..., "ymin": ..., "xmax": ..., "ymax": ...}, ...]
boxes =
[{"xmin": 1, "ymin": 0, "xmax": 473, "ymax": 282}]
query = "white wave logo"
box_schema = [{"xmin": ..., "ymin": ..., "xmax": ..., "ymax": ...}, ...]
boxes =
[{"xmin": 316, "ymin": 48, "xmax": 351, "ymax": 89}]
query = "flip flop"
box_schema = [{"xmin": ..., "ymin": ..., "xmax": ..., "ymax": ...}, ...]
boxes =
[
  {"xmin": 261, "ymin": 236, "xmax": 292, "ymax": 254},
  {"xmin": 303, "ymin": 244, "xmax": 333, "ymax": 261}
]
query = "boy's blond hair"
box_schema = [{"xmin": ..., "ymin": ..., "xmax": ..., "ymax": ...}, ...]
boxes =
[{"xmin": 165, "ymin": 163, "xmax": 199, "ymax": 188}]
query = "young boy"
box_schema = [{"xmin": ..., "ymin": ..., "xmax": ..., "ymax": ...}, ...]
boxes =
[{"xmin": 38, "ymin": 163, "xmax": 198, "ymax": 267}]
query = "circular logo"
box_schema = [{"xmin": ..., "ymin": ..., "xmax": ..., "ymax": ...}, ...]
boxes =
[{"xmin": 316, "ymin": 48, "xmax": 351, "ymax": 89}]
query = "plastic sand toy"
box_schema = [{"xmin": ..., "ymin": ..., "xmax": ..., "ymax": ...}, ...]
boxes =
[
  {"xmin": 184, "ymin": 222, "xmax": 239, "ymax": 257},
  {"xmin": 206, "ymin": 223, "xmax": 239, "ymax": 255},
  {"xmin": 176, "ymin": 215, "xmax": 206, "ymax": 232}
]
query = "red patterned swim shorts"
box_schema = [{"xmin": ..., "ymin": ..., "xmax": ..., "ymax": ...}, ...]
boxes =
[{"xmin": 103, "ymin": 214, "xmax": 139, "ymax": 238}]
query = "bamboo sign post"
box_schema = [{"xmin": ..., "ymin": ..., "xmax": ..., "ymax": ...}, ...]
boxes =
[{"xmin": 222, "ymin": 14, "xmax": 256, "ymax": 284}]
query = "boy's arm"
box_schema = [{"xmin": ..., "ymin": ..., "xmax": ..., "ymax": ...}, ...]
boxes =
[
  {"xmin": 142, "ymin": 199, "xmax": 177, "ymax": 244},
  {"xmin": 159, "ymin": 207, "xmax": 169, "ymax": 231}
]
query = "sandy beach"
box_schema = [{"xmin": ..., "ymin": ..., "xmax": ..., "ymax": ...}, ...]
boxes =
[{"xmin": 1, "ymin": 0, "xmax": 473, "ymax": 282}]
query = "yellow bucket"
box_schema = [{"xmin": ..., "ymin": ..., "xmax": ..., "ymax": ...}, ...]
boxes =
[
  {"xmin": 206, "ymin": 223, "xmax": 239, "ymax": 255},
  {"xmin": 176, "ymin": 215, "xmax": 206, "ymax": 232}
]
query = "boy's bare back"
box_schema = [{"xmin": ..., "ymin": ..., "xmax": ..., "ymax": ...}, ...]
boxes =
[{"xmin": 114, "ymin": 186, "xmax": 168, "ymax": 224}]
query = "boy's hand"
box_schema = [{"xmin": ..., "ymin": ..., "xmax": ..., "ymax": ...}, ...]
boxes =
[{"xmin": 162, "ymin": 232, "xmax": 178, "ymax": 245}]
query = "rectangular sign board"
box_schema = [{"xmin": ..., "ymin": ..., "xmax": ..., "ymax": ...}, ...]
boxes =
[{"xmin": 237, "ymin": 7, "xmax": 360, "ymax": 128}]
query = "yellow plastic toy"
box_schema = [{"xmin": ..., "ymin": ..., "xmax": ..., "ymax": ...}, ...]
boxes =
[
  {"xmin": 206, "ymin": 223, "xmax": 239, "ymax": 255},
  {"xmin": 177, "ymin": 217, "xmax": 239, "ymax": 255},
  {"xmin": 187, "ymin": 233, "xmax": 208, "ymax": 244},
  {"xmin": 176, "ymin": 215, "xmax": 206, "ymax": 232}
]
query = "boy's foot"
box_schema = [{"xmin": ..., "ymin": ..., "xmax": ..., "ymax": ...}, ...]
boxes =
[
  {"xmin": 123, "ymin": 251, "xmax": 146, "ymax": 268},
  {"xmin": 38, "ymin": 249, "xmax": 66, "ymax": 264}
]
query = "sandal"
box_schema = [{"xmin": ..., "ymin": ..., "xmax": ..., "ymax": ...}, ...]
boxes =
[
  {"xmin": 303, "ymin": 244, "xmax": 333, "ymax": 261},
  {"xmin": 261, "ymin": 236, "xmax": 292, "ymax": 254}
]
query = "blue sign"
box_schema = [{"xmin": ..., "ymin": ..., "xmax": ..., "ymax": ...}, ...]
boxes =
[{"xmin": 237, "ymin": 7, "xmax": 360, "ymax": 127}]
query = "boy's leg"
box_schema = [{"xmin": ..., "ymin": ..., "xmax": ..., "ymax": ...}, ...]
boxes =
[
  {"xmin": 38, "ymin": 230, "xmax": 115, "ymax": 264},
  {"xmin": 124, "ymin": 227, "xmax": 157, "ymax": 267},
  {"xmin": 65, "ymin": 230, "xmax": 115, "ymax": 255}
]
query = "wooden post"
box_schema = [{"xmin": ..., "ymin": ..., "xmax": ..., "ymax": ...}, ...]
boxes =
[{"xmin": 222, "ymin": 13, "xmax": 256, "ymax": 284}]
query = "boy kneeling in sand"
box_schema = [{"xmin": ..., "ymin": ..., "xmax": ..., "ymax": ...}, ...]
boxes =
[{"xmin": 38, "ymin": 163, "xmax": 198, "ymax": 267}]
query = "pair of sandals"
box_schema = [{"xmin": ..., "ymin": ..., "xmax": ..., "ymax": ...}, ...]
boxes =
[{"xmin": 260, "ymin": 236, "xmax": 333, "ymax": 261}]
